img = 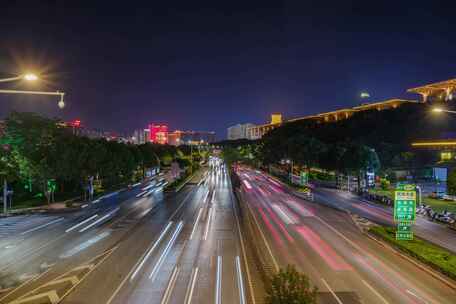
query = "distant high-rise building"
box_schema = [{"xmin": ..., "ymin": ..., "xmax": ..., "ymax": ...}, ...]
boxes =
[
  {"xmin": 227, "ymin": 123, "xmax": 255, "ymax": 140},
  {"xmin": 149, "ymin": 124, "xmax": 168, "ymax": 144},
  {"xmin": 132, "ymin": 128, "xmax": 148, "ymax": 145}
]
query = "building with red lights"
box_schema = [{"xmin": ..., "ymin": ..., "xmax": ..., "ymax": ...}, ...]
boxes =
[{"xmin": 149, "ymin": 124, "xmax": 168, "ymax": 144}]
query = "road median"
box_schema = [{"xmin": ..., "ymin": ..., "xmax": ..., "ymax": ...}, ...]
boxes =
[{"xmin": 369, "ymin": 226, "xmax": 456, "ymax": 288}]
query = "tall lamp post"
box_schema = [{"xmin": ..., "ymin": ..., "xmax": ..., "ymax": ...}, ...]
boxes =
[{"xmin": 1, "ymin": 73, "xmax": 65, "ymax": 214}]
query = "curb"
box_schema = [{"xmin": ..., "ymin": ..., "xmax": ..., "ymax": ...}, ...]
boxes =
[
  {"xmin": 174, "ymin": 170, "xmax": 202, "ymax": 193},
  {"xmin": 366, "ymin": 231, "xmax": 456, "ymax": 290}
]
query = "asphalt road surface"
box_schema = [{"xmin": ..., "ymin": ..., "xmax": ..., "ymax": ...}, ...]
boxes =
[
  {"xmin": 313, "ymin": 187, "xmax": 456, "ymax": 253},
  {"xmin": 0, "ymin": 162, "xmax": 253, "ymax": 304},
  {"xmin": 237, "ymin": 167, "xmax": 456, "ymax": 304}
]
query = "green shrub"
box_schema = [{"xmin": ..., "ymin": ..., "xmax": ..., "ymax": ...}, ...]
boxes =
[
  {"xmin": 265, "ymin": 265, "xmax": 317, "ymax": 304},
  {"xmin": 370, "ymin": 226, "xmax": 456, "ymax": 280}
]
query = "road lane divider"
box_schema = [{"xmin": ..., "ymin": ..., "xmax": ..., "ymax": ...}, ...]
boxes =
[
  {"xmin": 233, "ymin": 193, "xmax": 256, "ymax": 304},
  {"xmin": 203, "ymin": 207, "xmax": 213, "ymax": 241},
  {"xmin": 235, "ymin": 256, "xmax": 247, "ymax": 304},
  {"xmin": 215, "ymin": 256, "xmax": 222, "ymax": 304},
  {"xmin": 160, "ymin": 266, "xmax": 180, "ymax": 304},
  {"xmin": 184, "ymin": 267, "xmax": 199, "ymax": 304},
  {"xmin": 361, "ymin": 279, "xmax": 389, "ymax": 304},
  {"xmin": 60, "ymin": 231, "xmax": 111, "ymax": 258},
  {"xmin": 130, "ymin": 221, "xmax": 174, "ymax": 281},
  {"xmin": 79, "ymin": 207, "xmax": 119, "ymax": 233},
  {"xmin": 9, "ymin": 246, "xmax": 117, "ymax": 304},
  {"xmin": 321, "ymin": 278, "xmax": 344, "ymax": 304},
  {"xmin": 20, "ymin": 217, "xmax": 64, "ymax": 235},
  {"xmin": 149, "ymin": 221, "xmax": 184, "ymax": 281},
  {"xmin": 65, "ymin": 214, "xmax": 99, "ymax": 233},
  {"xmin": 189, "ymin": 208, "xmax": 203, "ymax": 240}
]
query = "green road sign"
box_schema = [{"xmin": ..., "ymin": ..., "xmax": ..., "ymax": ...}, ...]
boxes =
[
  {"xmin": 300, "ymin": 171, "xmax": 308, "ymax": 186},
  {"xmin": 396, "ymin": 231, "xmax": 414, "ymax": 240},
  {"xmin": 397, "ymin": 221, "xmax": 412, "ymax": 232},
  {"xmin": 395, "ymin": 183, "xmax": 416, "ymax": 191},
  {"xmin": 394, "ymin": 189, "xmax": 416, "ymax": 222}
]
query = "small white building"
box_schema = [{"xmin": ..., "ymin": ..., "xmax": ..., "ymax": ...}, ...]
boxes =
[{"xmin": 227, "ymin": 123, "xmax": 255, "ymax": 140}]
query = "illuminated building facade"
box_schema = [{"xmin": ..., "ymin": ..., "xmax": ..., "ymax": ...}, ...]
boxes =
[
  {"xmin": 246, "ymin": 100, "xmax": 418, "ymax": 139},
  {"xmin": 149, "ymin": 124, "xmax": 168, "ymax": 144},
  {"xmin": 408, "ymin": 79, "xmax": 456, "ymax": 102},
  {"xmin": 168, "ymin": 130, "xmax": 216, "ymax": 146}
]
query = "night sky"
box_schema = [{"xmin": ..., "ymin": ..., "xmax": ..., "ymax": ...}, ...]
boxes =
[{"xmin": 0, "ymin": 1, "xmax": 455, "ymax": 139}]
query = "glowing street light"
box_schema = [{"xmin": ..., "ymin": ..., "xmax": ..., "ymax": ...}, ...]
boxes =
[
  {"xmin": 23, "ymin": 73, "xmax": 38, "ymax": 81},
  {"xmin": 360, "ymin": 92, "xmax": 370, "ymax": 99},
  {"xmin": 0, "ymin": 72, "xmax": 65, "ymax": 109},
  {"xmin": 0, "ymin": 72, "xmax": 39, "ymax": 83},
  {"xmin": 432, "ymin": 107, "xmax": 456, "ymax": 114}
]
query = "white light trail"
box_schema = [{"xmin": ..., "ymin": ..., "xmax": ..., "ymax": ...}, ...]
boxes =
[
  {"xmin": 20, "ymin": 217, "xmax": 64, "ymax": 235},
  {"xmin": 149, "ymin": 221, "xmax": 184, "ymax": 281},
  {"xmin": 203, "ymin": 207, "xmax": 213, "ymax": 241},
  {"xmin": 215, "ymin": 256, "xmax": 222, "ymax": 304},
  {"xmin": 78, "ymin": 207, "xmax": 119, "ymax": 232},
  {"xmin": 235, "ymin": 256, "xmax": 246, "ymax": 304},
  {"xmin": 189, "ymin": 208, "xmax": 203, "ymax": 240},
  {"xmin": 184, "ymin": 267, "xmax": 199, "ymax": 304},
  {"xmin": 65, "ymin": 214, "xmax": 98, "ymax": 233},
  {"xmin": 130, "ymin": 221, "xmax": 173, "ymax": 281}
]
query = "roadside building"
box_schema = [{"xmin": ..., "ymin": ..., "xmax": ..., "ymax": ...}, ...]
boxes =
[{"xmin": 227, "ymin": 123, "xmax": 255, "ymax": 140}]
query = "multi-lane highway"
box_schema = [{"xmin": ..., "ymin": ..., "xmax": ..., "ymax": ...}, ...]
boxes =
[
  {"xmin": 0, "ymin": 161, "xmax": 253, "ymax": 304},
  {"xmin": 313, "ymin": 187, "xmax": 456, "ymax": 253},
  {"xmin": 236, "ymin": 167, "xmax": 456, "ymax": 304}
]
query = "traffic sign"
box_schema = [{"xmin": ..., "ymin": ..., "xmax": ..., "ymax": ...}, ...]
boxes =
[
  {"xmin": 394, "ymin": 189, "xmax": 416, "ymax": 222},
  {"xmin": 397, "ymin": 221, "xmax": 412, "ymax": 232},
  {"xmin": 300, "ymin": 171, "xmax": 308, "ymax": 186},
  {"xmin": 396, "ymin": 231, "xmax": 414, "ymax": 240}
]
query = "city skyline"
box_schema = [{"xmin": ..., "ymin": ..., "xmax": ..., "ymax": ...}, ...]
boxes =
[{"xmin": 0, "ymin": 2, "xmax": 455, "ymax": 138}]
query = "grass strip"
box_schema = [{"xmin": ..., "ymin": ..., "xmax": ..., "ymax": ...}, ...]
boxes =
[{"xmin": 370, "ymin": 226, "xmax": 456, "ymax": 281}]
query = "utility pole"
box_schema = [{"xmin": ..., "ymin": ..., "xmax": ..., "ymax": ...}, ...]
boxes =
[{"xmin": 3, "ymin": 179, "xmax": 7, "ymax": 215}]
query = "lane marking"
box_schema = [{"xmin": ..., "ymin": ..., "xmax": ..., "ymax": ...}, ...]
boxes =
[
  {"xmin": 65, "ymin": 214, "xmax": 99, "ymax": 233},
  {"xmin": 203, "ymin": 207, "xmax": 213, "ymax": 241},
  {"xmin": 149, "ymin": 222, "xmax": 184, "ymax": 281},
  {"xmin": 105, "ymin": 186, "xmax": 199, "ymax": 304},
  {"xmin": 231, "ymin": 180, "xmax": 256, "ymax": 304},
  {"xmin": 20, "ymin": 217, "xmax": 64, "ymax": 235},
  {"xmin": 0, "ymin": 267, "xmax": 53, "ymax": 302},
  {"xmin": 242, "ymin": 191, "xmax": 280, "ymax": 272},
  {"xmin": 321, "ymin": 278, "xmax": 343, "ymax": 304},
  {"xmin": 215, "ymin": 256, "xmax": 222, "ymax": 304},
  {"xmin": 60, "ymin": 231, "xmax": 111, "ymax": 258},
  {"xmin": 81, "ymin": 204, "xmax": 88, "ymax": 209},
  {"xmin": 406, "ymin": 289, "xmax": 429, "ymax": 304},
  {"xmin": 160, "ymin": 266, "xmax": 180, "ymax": 304},
  {"xmin": 79, "ymin": 208, "xmax": 119, "ymax": 233},
  {"xmin": 184, "ymin": 267, "xmax": 199, "ymax": 304},
  {"xmin": 235, "ymin": 256, "xmax": 247, "ymax": 304},
  {"xmin": 130, "ymin": 222, "xmax": 173, "ymax": 281},
  {"xmin": 361, "ymin": 279, "xmax": 389, "ymax": 304},
  {"xmin": 189, "ymin": 208, "xmax": 203, "ymax": 240}
]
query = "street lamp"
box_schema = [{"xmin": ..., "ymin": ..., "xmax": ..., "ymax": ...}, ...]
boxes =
[
  {"xmin": 0, "ymin": 73, "xmax": 39, "ymax": 83},
  {"xmin": 432, "ymin": 107, "xmax": 456, "ymax": 114},
  {"xmin": 0, "ymin": 89, "xmax": 65, "ymax": 109}
]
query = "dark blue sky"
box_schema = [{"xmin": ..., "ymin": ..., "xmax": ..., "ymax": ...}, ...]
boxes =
[{"xmin": 0, "ymin": 1, "xmax": 455, "ymax": 138}]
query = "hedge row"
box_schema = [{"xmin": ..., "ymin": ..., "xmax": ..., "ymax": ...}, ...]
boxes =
[{"xmin": 370, "ymin": 226, "xmax": 456, "ymax": 281}]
